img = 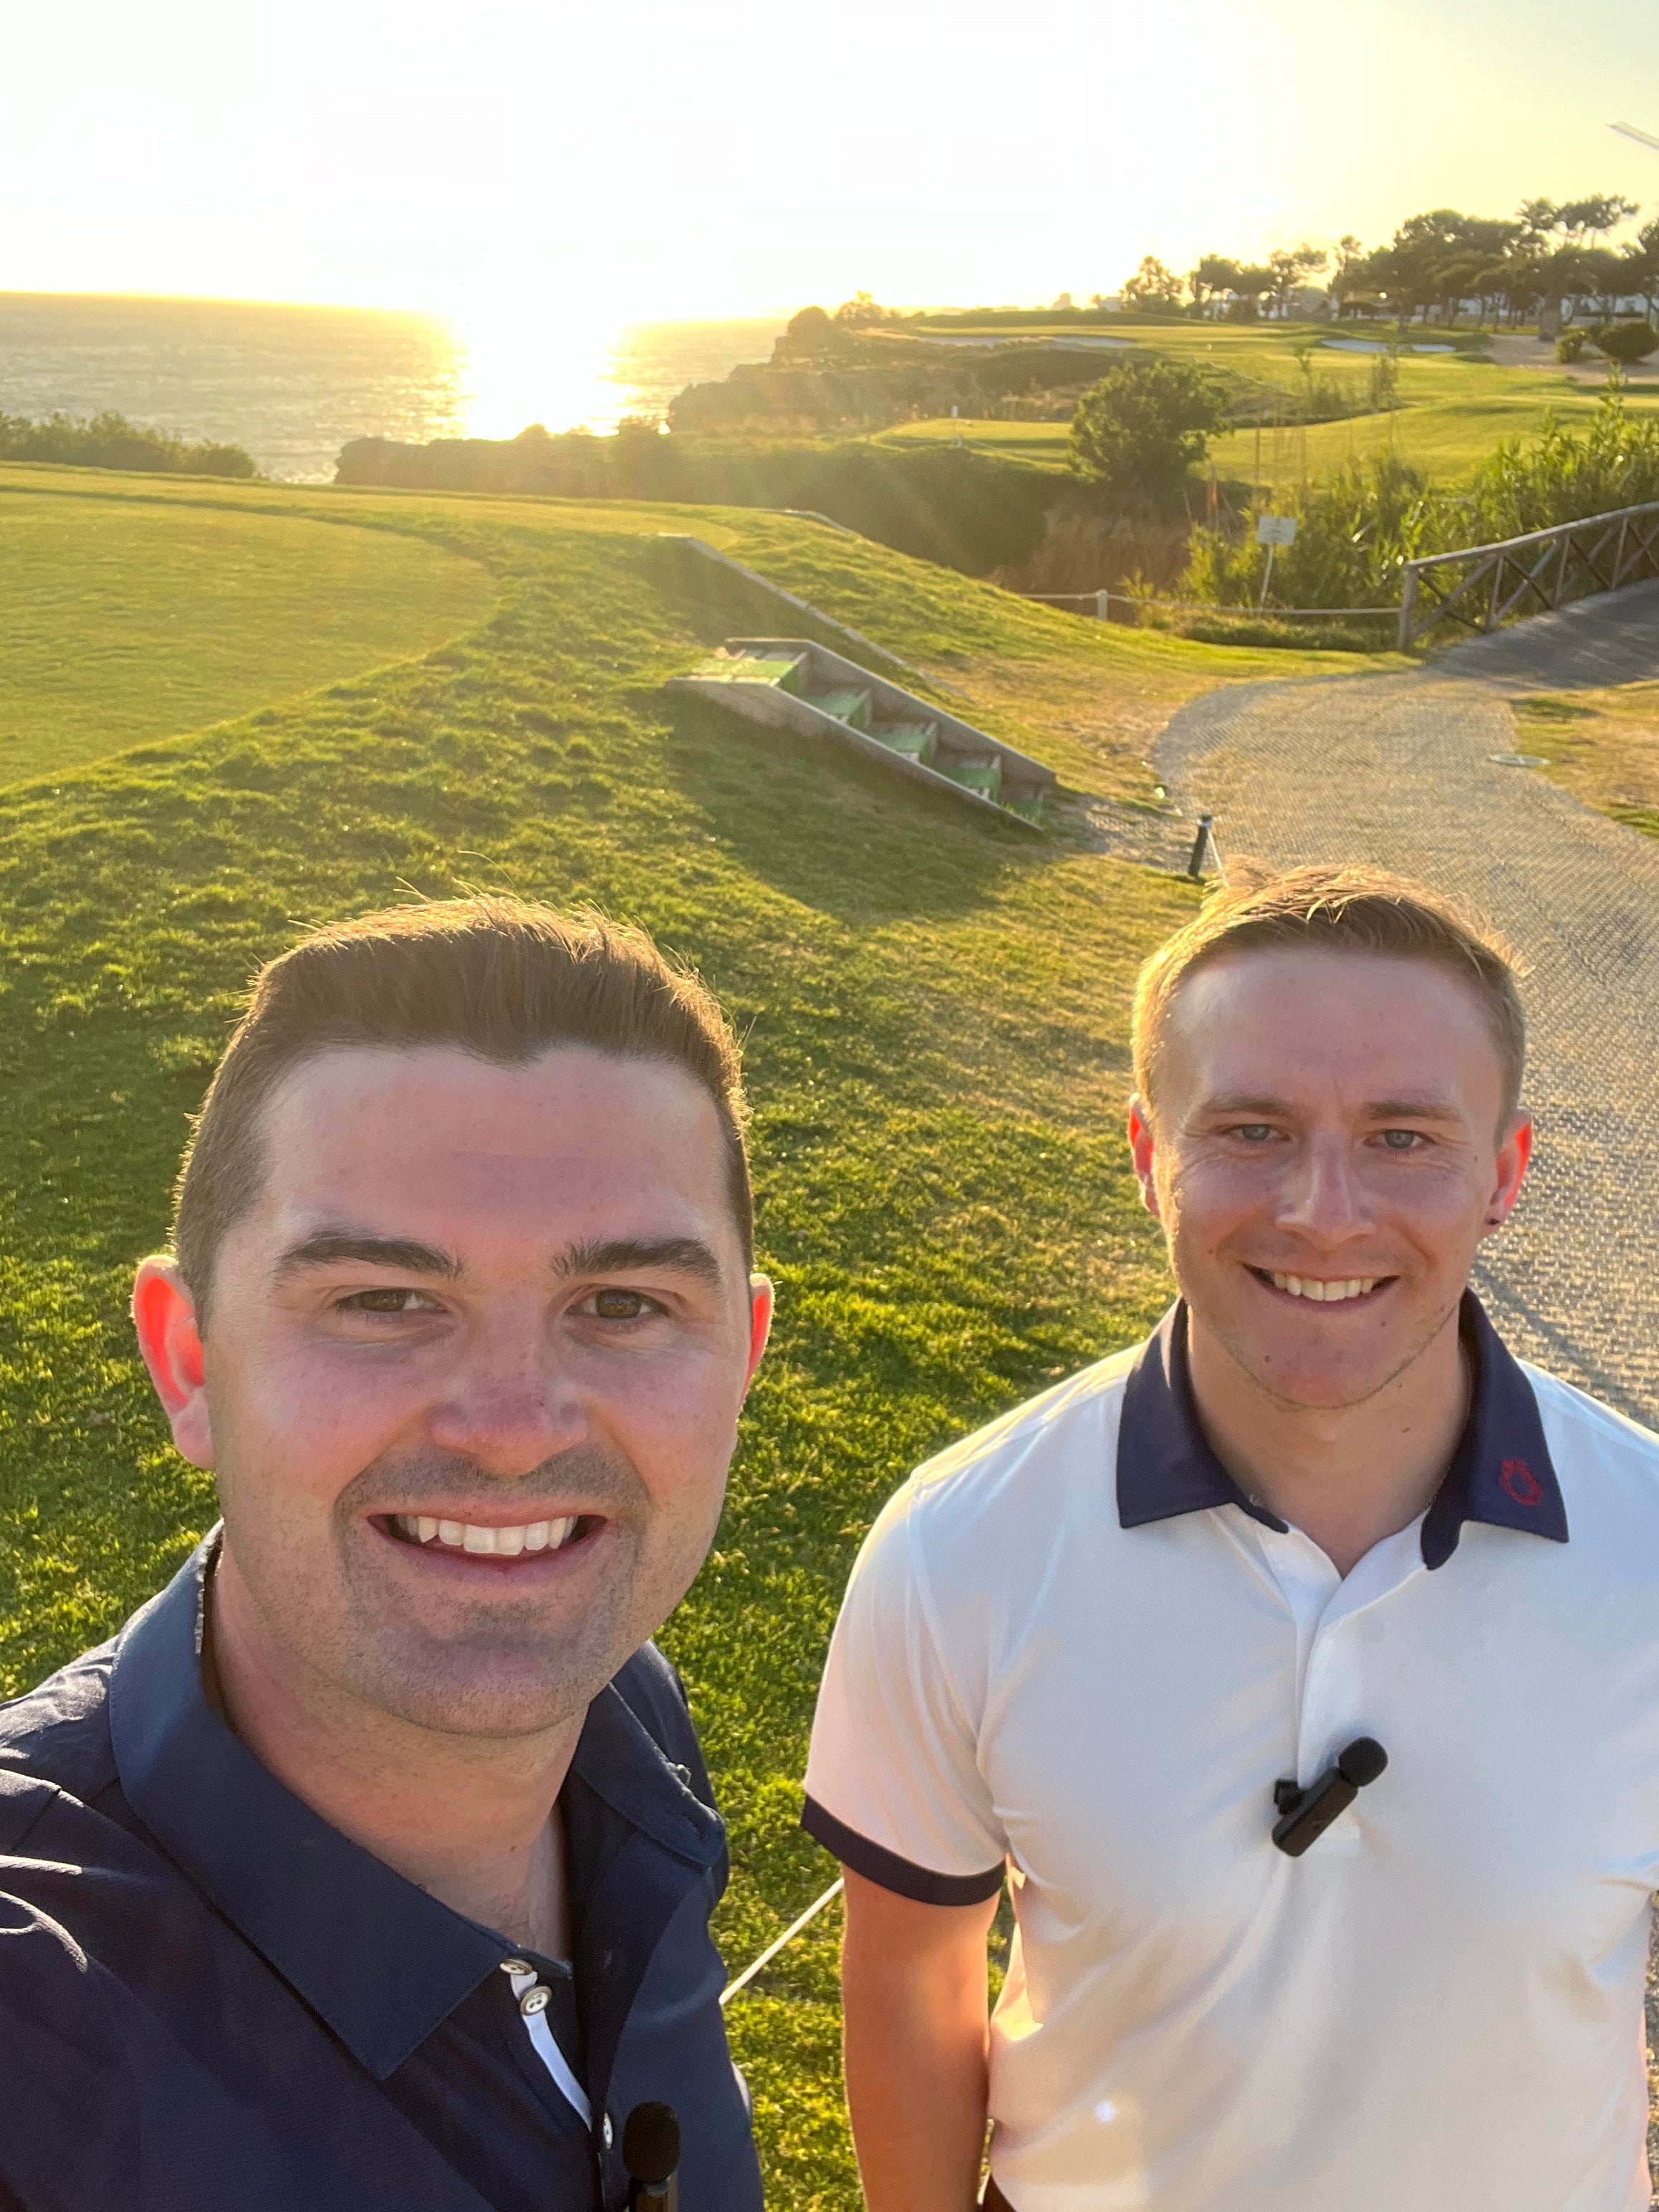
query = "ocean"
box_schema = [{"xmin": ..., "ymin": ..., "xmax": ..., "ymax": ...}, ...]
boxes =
[{"xmin": 0, "ymin": 295, "xmax": 788, "ymax": 484}]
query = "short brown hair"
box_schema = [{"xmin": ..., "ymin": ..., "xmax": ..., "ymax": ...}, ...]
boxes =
[
  {"xmin": 1133, "ymin": 862, "xmax": 1525, "ymax": 1120},
  {"xmin": 171, "ymin": 898, "xmax": 751, "ymax": 1326}
]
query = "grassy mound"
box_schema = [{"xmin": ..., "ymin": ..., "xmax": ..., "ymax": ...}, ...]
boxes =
[
  {"xmin": 0, "ymin": 486, "xmax": 496, "ymax": 784},
  {"xmin": 0, "ymin": 466, "xmax": 1360, "ymax": 2206}
]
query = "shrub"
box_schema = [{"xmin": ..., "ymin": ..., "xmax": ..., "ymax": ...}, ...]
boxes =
[
  {"xmin": 1461, "ymin": 384, "xmax": 1659, "ymax": 537},
  {"xmin": 1068, "ymin": 357, "xmax": 1231, "ymax": 495},
  {"xmin": 1555, "ymin": 330, "xmax": 1587, "ymax": 362},
  {"xmin": 1592, "ymin": 321, "xmax": 1659, "ymax": 363},
  {"xmin": 0, "ymin": 410, "xmax": 256, "ymax": 478},
  {"xmin": 1180, "ymin": 451, "xmax": 1438, "ymax": 610}
]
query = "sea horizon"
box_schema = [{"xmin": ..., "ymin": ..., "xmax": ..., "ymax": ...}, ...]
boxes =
[{"xmin": 0, "ymin": 291, "xmax": 794, "ymax": 483}]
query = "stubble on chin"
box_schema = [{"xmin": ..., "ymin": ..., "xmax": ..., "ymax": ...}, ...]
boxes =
[
  {"xmin": 223, "ymin": 1443, "xmax": 670, "ymax": 1743},
  {"xmin": 1187, "ymin": 1272, "xmax": 1467, "ymax": 1417}
]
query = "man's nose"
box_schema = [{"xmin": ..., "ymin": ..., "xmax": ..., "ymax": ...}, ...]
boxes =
[
  {"xmin": 1275, "ymin": 1135, "xmax": 1373, "ymax": 1239},
  {"xmin": 427, "ymin": 1313, "xmax": 587, "ymax": 1477}
]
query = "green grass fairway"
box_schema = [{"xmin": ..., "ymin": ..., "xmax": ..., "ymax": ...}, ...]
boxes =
[
  {"xmin": 0, "ymin": 464, "xmax": 1369, "ymax": 2206},
  {"xmin": 0, "ymin": 486, "xmax": 496, "ymax": 784},
  {"xmin": 1207, "ymin": 372, "xmax": 1659, "ymax": 491},
  {"xmin": 879, "ymin": 331, "xmax": 1659, "ymax": 493}
]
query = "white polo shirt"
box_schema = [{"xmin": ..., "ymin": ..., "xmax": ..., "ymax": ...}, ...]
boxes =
[{"xmin": 803, "ymin": 1297, "xmax": 1659, "ymax": 2212}]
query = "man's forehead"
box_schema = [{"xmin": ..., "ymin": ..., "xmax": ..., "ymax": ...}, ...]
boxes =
[
  {"xmin": 254, "ymin": 1042, "xmax": 729, "ymax": 1213},
  {"xmin": 1165, "ymin": 946, "xmax": 1503, "ymax": 1097},
  {"xmin": 1177, "ymin": 945, "xmax": 1494, "ymax": 1035}
]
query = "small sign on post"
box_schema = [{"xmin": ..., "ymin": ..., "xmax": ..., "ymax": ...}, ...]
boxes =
[{"xmin": 1255, "ymin": 513, "xmax": 1298, "ymax": 608}]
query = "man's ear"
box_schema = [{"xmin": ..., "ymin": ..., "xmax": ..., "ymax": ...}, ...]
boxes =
[
  {"xmin": 1482, "ymin": 1112, "xmax": 1534, "ymax": 1237},
  {"xmin": 132, "ymin": 1258, "xmax": 216, "ymax": 1469},
  {"xmin": 744, "ymin": 1274, "xmax": 774, "ymax": 1395},
  {"xmin": 1127, "ymin": 1097, "xmax": 1163, "ymax": 1221}
]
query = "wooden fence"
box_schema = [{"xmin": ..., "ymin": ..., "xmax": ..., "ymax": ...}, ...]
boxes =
[{"xmin": 1396, "ymin": 501, "xmax": 1659, "ymax": 649}]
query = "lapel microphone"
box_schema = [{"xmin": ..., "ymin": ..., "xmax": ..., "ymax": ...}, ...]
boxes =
[
  {"xmin": 623, "ymin": 2102, "xmax": 681, "ymax": 2210},
  {"xmin": 1271, "ymin": 1737, "xmax": 1388, "ymax": 1855}
]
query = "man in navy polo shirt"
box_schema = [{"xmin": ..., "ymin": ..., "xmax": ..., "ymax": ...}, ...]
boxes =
[
  {"xmin": 804, "ymin": 864, "xmax": 1659, "ymax": 2212},
  {"xmin": 0, "ymin": 899, "xmax": 773, "ymax": 2211}
]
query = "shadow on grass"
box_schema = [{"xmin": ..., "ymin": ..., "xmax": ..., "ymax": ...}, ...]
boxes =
[{"xmin": 655, "ymin": 691, "xmax": 1049, "ymax": 927}]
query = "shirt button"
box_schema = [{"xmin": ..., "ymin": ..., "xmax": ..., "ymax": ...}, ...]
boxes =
[
  {"xmin": 499, "ymin": 1957, "xmax": 534, "ymax": 1976},
  {"xmin": 602, "ymin": 2114, "xmax": 615, "ymax": 2149},
  {"xmin": 519, "ymin": 1985, "xmax": 552, "ymax": 2017}
]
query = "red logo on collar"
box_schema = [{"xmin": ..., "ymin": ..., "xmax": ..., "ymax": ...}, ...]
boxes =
[{"xmin": 1500, "ymin": 1458, "xmax": 1543, "ymax": 1508}]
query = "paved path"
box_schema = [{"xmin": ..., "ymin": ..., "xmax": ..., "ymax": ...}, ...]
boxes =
[{"xmin": 1153, "ymin": 579, "xmax": 1659, "ymax": 1428}]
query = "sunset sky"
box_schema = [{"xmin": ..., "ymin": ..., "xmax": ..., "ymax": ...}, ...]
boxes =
[{"xmin": 2, "ymin": 0, "xmax": 1655, "ymax": 326}]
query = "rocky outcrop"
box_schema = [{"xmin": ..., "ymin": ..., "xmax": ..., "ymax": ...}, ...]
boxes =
[{"xmin": 668, "ymin": 344, "xmax": 1102, "ymax": 435}]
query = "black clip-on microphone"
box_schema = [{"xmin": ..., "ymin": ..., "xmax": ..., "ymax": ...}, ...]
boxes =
[
  {"xmin": 623, "ymin": 2102, "xmax": 681, "ymax": 2211},
  {"xmin": 1271, "ymin": 1736, "xmax": 1388, "ymax": 1856}
]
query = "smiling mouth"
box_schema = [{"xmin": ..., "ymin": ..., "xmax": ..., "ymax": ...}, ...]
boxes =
[
  {"xmin": 378, "ymin": 1514, "xmax": 598, "ymax": 1559},
  {"xmin": 1248, "ymin": 1268, "xmax": 1395, "ymax": 1304}
]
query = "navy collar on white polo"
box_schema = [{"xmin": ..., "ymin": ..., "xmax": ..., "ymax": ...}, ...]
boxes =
[{"xmin": 1117, "ymin": 1292, "xmax": 1568, "ymax": 1569}]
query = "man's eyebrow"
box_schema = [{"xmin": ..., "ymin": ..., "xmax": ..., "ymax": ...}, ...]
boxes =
[
  {"xmin": 1198, "ymin": 1095, "xmax": 1294, "ymax": 1118},
  {"xmin": 553, "ymin": 1236, "xmax": 725, "ymax": 1286},
  {"xmin": 1196, "ymin": 1092, "xmax": 1466, "ymax": 1123},
  {"xmin": 1365, "ymin": 1096, "xmax": 1468, "ymax": 1122},
  {"xmin": 272, "ymin": 1232, "xmax": 464, "ymax": 1282}
]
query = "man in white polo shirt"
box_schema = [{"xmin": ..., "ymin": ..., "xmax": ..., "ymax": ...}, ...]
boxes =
[{"xmin": 802, "ymin": 862, "xmax": 1659, "ymax": 2212}]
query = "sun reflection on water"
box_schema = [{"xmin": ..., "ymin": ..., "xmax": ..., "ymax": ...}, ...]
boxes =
[{"xmin": 448, "ymin": 304, "xmax": 790, "ymax": 439}]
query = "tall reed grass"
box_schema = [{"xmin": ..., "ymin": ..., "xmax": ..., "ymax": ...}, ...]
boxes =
[{"xmin": 1180, "ymin": 384, "xmax": 1659, "ymax": 612}]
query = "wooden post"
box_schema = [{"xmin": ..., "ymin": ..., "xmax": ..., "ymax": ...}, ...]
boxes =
[
  {"xmin": 1398, "ymin": 564, "xmax": 1419, "ymax": 653},
  {"xmin": 1486, "ymin": 553, "xmax": 1505, "ymax": 633}
]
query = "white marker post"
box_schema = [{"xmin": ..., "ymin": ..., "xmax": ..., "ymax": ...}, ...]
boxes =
[{"xmin": 1256, "ymin": 513, "xmax": 1298, "ymax": 609}]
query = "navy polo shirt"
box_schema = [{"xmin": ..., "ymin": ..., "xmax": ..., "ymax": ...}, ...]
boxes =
[{"xmin": 0, "ymin": 1537, "xmax": 764, "ymax": 2212}]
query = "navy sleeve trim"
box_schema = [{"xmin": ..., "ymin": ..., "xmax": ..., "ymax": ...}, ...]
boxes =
[{"xmin": 800, "ymin": 1795, "xmax": 1004, "ymax": 1906}]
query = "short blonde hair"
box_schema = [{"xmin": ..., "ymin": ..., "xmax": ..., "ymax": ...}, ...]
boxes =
[{"xmin": 1132, "ymin": 862, "xmax": 1525, "ymax": 1120}]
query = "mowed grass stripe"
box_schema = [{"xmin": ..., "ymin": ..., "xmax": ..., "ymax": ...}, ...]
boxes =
[{"xmin": 0, "ymin": 472, "xmax": 1352, "ymax": 2203}]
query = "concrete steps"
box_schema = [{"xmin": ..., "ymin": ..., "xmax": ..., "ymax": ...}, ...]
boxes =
[{"xmin": 668, "ymin": 639, "xmax": 1054, "ymax": 833}]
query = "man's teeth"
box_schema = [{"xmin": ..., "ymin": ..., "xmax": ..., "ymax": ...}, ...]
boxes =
[
  {"xmin": 395, "ymin": 1515, "xmax": 578, "ymax": 1554},
  {"xmin": 1268, "ymin": 1274, "xmax": 1378, "ymax": 1302}
]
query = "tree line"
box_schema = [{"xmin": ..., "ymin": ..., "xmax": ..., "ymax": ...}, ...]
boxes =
[{"xmin": 1116, "ymin": 195, "xmax": 1658, "ymax": 327}]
